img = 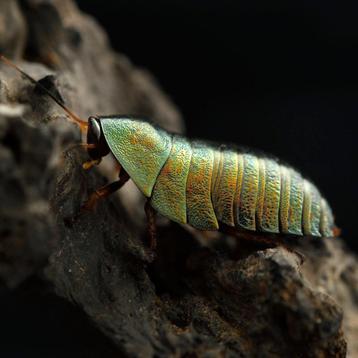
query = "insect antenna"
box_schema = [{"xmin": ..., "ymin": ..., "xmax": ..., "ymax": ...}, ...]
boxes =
[{"xmin": 0, "ymin": 54, "xmax": 88, "ymax": 133}]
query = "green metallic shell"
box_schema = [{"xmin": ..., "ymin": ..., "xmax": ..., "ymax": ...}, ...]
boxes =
[
  {"xmin": 287, "ymin": 169, "xmax": 304, "ymax": 235},
  {"xmin": 100, "ymin": 117, "xmax": 335, "ymax": 238},
  {"xmin": 233, "ymin": 154, "xmax": 245, "ymax": 227},
  {"xmin": 279, "ymin": 166, "xmax": 291, "ymax": 234},
  {"xmin": 186, "ymin": 142, "xmax": 219, "ymax": 230},
  {"xmin": 150, "ymin": 136, "xmax": 192, "ymax": 224},
  {"xmin": 256, "ymin": 158, "xmax": 266, "ymax": 231},
  {"xmin": 303, "ymin": 180, "xmax": 321, "ymax": 236},
  {"xmin": 211, "ymin": 150, "xmax": 221, "ymax": 194},
  {"xmin": 101, "ymin": 117, "xmax": 172, "ymax": 197},
  {"xmin": 237, "ymin": 154, "xmax": 260, "ymax": 231},
  {"xmin": 212, "ymin": 149, "xmax": 239, "ymax": 227},
  {"xmin": 261, "ymin": 159, "xmax": 281, "ymax": 233}
]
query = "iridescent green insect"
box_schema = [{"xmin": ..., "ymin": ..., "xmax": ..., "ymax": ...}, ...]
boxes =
[
  {"xmin": 0, "ymin": 55, "xmax": 336, "ymax": 251},
  {"xmin": 86, "ymin": 116, "xmax": 335, "ymax": 240}
]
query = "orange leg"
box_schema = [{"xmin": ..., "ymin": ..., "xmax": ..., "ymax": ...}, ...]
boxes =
[{"xmin": 81, "ymin": 172, "xmax": 129, "ymax": 212}]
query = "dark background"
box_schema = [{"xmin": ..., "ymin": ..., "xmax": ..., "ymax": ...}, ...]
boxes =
[{"xmin": 76, "ymin": 0, "xmax": 357, "ymax": 251}]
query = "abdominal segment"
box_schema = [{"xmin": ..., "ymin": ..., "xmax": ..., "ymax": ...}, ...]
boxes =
[{"xmin": 150, "ymin": 135, "xmax": 334, "ymax": 237}]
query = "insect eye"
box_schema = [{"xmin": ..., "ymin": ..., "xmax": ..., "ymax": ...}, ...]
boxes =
[{"xmin": 89, "ymin": 116, "xmax": 101, "ymax": 141}]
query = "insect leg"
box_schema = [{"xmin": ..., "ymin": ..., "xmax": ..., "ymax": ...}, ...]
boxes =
[
  {"xmin": 81, "ymin": 171, "xmax": 130, "ymax": 212},
  {"xmin": 82, "ymin": 159, "xmax": 101, "ymax": 170},
  {"xmin": 144, "ymin": 200, "xmax": 157, "ymax": 251}
]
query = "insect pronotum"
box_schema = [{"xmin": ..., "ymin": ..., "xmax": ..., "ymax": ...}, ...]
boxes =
[{"xmin": 0, "ymin": 55, "xmax": 337, "ymax": 251}]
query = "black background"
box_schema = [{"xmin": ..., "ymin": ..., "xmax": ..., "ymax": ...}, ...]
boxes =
[{"xmin": 76, "ymin": 0, "xmax": 357, "ymax": 252}]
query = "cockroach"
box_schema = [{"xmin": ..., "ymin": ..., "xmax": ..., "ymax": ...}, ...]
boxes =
[{"xmin": 0, "ymin": 55, "xmax": 337, "ymax": 253}]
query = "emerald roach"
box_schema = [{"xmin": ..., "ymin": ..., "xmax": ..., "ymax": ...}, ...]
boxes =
[
  {"xmin": 87, "ymin": 116, "xmax": 335, "ymax": 237},
  {"xmin": 0, "ymin": 55, "xmax": 337, "ymax": 250}
]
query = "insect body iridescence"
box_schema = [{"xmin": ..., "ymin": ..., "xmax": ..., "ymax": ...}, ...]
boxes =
[
  {"xmin": 100, "ymin": 117, "xmax": 334, "ymax": 238},
  {"xmin": 0, "ymin": 55, "xmax": 336, "ymax": 247}
]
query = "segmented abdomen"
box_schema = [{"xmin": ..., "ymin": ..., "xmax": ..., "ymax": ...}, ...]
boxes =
[{"xmin": 150, "ymin": 135, "xmax": 334, "ymax": 237}]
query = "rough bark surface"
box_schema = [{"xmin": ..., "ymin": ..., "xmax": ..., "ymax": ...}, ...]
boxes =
[{"xmin": 0, "ymin": 1, "xmax": 356, "ymax": 357}]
